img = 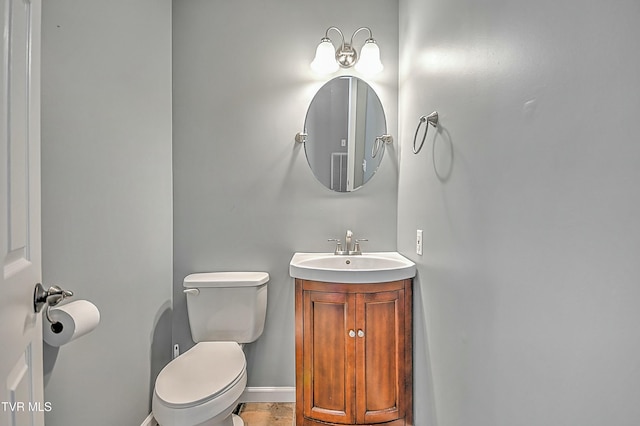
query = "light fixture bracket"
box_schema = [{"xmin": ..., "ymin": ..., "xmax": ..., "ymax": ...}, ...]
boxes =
[
  {"xmin": 311, "ymin": 26, "xmax": 383, "ymax": 75},
  {"xmin": 336, "ymin": 44, "xmax": 357, "ymax": 68}
]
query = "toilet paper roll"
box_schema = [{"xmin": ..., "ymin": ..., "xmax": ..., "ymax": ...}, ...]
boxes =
[{"xmin": 43, "ymin": 300, "xmax": 100, "ymax": 347}]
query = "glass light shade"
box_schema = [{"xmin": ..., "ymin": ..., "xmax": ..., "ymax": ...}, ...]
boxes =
[
  {"xmin": 310, "ymin": 39, "xmax": 339, "ymax": 74},
  {"xmin": 354, "ymin": 40, "xmax": 383, "ymax": 75}
]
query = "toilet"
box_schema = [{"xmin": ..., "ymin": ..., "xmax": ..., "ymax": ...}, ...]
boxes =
[{"xmin": 152, "ymin": 272, "xmax": 269, "ymax": 426}]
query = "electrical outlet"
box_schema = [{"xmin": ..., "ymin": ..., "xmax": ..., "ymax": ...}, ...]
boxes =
[{"xmin": 416, "ymin": 230, "xmax": 423, "ymax": 255}]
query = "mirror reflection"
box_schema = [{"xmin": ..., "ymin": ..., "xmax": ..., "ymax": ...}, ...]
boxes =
[{"xmin": 303, "ymin": 76, "xmax": 387, "ymax": 192}]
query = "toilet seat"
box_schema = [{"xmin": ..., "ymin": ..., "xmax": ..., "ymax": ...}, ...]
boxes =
[{"xmin": 155, "ymin": 342, "xmax": 246, "ymax": 408}]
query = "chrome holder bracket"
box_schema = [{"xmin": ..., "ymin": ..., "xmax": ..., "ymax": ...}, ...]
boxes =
[
  {"xmin": 372, "ymin": 134, "xmax": 394, "ymax": 158},
  {"xmin": 295, "ymin": 132, "xmax": 308, "ymax": 143},
  {"xmin": 33, "ymin": 283, "xmax": 74, "ymax": 326}
]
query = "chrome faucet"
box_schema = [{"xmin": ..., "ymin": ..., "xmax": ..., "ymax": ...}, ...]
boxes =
[
  {"xmin": 345, "ymin": 230, "xmax": 353, "ymax": 253},
  {"xmin": 329, "ymin": 230, "xmax": 367, "ymax": 255}
]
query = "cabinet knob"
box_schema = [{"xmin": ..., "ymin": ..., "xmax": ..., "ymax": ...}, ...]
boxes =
[
  {"xmin": 357, "ymin": 329, "xmax": 365, "ymax": 338},
  {"xmin": 349, "ymin": 330, "xmax": 356, "ymax": 338}
]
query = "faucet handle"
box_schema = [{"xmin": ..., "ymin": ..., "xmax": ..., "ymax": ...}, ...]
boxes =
[
  {"xmin": 328, "ymin": 238, "xmax": 343, "ymax": 254},
  {"xmin": 353, "ymin": 239, "xmax": 368, "ymax": 254}
]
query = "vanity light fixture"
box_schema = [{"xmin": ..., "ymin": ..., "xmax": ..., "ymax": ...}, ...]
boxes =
[{"xmin": 310, "ymin": 27, "xmax": 384, "ymax": 76}]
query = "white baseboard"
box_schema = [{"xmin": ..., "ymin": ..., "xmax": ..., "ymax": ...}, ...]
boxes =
[
  {"xmin": 141, "ymin": 412, "xmax": 158, "ymax": 426},
  {"xmin": 240, "ymin": 386, "xmax": 296, "ymax": 403}
]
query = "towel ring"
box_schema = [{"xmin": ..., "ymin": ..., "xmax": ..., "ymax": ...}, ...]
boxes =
[{"xmin": 413, "ymin": 111, "xmax": 439, "ymax": 154}]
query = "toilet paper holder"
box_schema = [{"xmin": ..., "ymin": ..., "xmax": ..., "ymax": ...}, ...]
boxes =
[{"xmin": 34, "ymin": 283, "xmax": 74, "ymax": 330}]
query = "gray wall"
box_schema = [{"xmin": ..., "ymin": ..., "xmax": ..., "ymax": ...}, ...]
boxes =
[
  {"xmin": 398, "ymin": 0, "xmax": 640, "ymax": 425},
  {"xmin": 172, "ymin": 0, "xmax": 398, "ymax": 387},
  {"xmin": 40, "ymin": 0, "xmax": 173, "ymax": 425},
  {"xmin": 37, "ymin": 1, "xmax": 640, "ymax": 424}
]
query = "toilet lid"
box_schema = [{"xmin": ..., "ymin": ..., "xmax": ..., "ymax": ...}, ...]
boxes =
[{"xmin": 155, "ymin": 342, "xmax": 246, "ymax": 408}]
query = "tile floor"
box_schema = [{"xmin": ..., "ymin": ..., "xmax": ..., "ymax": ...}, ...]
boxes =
[{"xmin": 237, "ymin": 403, "xmax": 295, "ymax": 426}]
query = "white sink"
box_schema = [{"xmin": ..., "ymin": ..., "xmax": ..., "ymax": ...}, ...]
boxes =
[{"xmin": 289, "ymin": 252, "xmax": 416, "ymax": 283}]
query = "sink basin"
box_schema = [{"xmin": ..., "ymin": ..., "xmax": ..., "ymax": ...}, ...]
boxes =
[{"xmin": 289, "ymin": 252, "xmax": 416, "ymax": 283}]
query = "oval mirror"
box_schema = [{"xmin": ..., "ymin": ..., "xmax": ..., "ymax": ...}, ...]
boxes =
[{"xmin": 302, "ymin": 76, "xmax": 388, "ymax": 192}]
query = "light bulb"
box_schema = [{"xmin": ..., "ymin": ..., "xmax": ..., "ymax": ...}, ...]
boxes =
[
  {"xmin": 310, "ymin": 39, "xmax": 339, "ymax": 74},
  {"xmin": 355, "ymin": 39, "xmax": 383, "ymax": 76}
]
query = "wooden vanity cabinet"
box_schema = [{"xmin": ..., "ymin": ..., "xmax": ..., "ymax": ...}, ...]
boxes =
[{"xmin": 295, "ymin": 279, "xmax": 413, "ymax": 426}]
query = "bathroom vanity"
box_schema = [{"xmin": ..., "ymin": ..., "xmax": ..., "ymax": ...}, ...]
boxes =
[{"xmin": 291, "ymin": 251, "xmax": 415, "ymax": 426}]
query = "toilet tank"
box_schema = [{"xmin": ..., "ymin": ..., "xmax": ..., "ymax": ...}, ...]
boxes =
[{"xmin": 183, "ymin": 272, "xmax": 269, "ymax": 343}]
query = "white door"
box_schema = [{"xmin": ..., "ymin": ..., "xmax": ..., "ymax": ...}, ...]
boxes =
[{"xmin": 0, "ymin": 0, "xmax": 45, "ymax": 425}]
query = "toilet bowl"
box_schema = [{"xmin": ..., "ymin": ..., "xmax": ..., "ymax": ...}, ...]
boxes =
[
  {"xmin": 152, "ymin": 272, "xmax": 269, "ymax": 426},
  {"xmin": 153, "ymin": 342, "xmax": 247, "ymax": 426}
]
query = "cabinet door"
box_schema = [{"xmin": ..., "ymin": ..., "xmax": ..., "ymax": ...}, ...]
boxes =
[
  {"xmin": 356, "ymin": 289, "xmax": 406, "ymax": 424},
  {"xmin": 302, "ymin": 290, "xmax": 356, "ymax": 424}
]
